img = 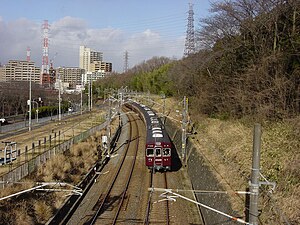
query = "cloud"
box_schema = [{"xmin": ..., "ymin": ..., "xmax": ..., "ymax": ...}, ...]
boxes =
[
  {"xmin": 0, "ymin": 18, "xmax": 40, "ymax": 64},
  {"xmin": 0, "ymin": 16, "xmax": 184, "ymax": 72}
]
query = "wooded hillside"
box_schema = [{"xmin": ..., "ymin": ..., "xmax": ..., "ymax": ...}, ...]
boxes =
[{"xmin": 96, "ymin": 0, "xmax": 299, "ymax": 121}]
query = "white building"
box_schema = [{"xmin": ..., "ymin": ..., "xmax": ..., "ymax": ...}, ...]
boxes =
[
  {"xmin": 79, "ymin": 46, "xmax": 103, "ymax": 73},
  {"xmin": 81, "ymin": 71, "xmax": 106, "ymax": 85}
]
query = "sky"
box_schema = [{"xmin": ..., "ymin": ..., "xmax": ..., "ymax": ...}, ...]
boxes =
[{"xmin": 0, "ymin": 0, "xmax": 213, "ymax": 72}]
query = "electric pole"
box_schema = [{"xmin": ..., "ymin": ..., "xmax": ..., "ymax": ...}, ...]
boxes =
[
  {"xmin": 90, "ymin": 74, "xmax": 93, "ymax": 110},
  {"xmin": 106, "ymin": 93, "xmax": 112, "ymax": 157},
  {"xmin": 28, "ymin": 68, "xmax": 32, "ymax": 131},
  {"xmin": 58, "ymin": 73, "xmax": 61, "ymax": 121},
  {"xmin": 182, "ymin": 96, "xmax": 188, "ymax": 164},
  {"xmin": 163, "ymin": 97, "xmax": 165, "ymax": 116},
  {"xmin": 249, "ymin": 124, "xmax": 261, "ymax": 225}
]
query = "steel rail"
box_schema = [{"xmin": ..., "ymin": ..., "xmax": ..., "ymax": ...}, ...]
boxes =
[
  {"xmin": 89, "ymin": 106, "xmax": 136, "ymax": 225},
  {"xmin": 112, "ymin": 110, "xmax": 140, "ymax": 224},
  {"xmin": 145, "ymin": 172, "xmax": 153, "ymax": 225},
  {"xmin": 164, "ymin": 173, "xmax": 170, "ymax": 225},
  {"xmin": 145, "ymin": 172, "xmax": 170, "ymax": 225}
]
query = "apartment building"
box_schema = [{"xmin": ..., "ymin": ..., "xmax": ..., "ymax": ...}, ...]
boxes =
[
  {"xmin": 56, "ymin": 67, "xmax": 85, "ymax": 87},
  {"xmin": 79, "ymin": 46, "xmax": 103, "ymax": 73},
  {"xmin": 3, "ymin": 60, "xmax": 41, "ymax": 82},
  {"xmin": 90, "ymin": 61, "xmax": 112, "ymax": 73},
  {"xmin": 0, "ymin": 66, "xmax": 5, "ymax": 82}
]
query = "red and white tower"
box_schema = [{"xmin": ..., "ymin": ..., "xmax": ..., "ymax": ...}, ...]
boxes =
[
  {"xmin": 42, "ymin": 20, "xmax": 49, "ymax": 74},
  {"xmin": 26, "ymin": 46, "xmax": 31, "ymax": 62}
]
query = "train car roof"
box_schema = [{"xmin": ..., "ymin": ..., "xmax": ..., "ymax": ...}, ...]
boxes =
[{"xmin": 130, "ymin": 101, "xmax": 171, "ymax": 144}]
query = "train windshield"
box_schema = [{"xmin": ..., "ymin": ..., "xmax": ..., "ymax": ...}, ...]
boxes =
[
  {"xmin": 155, "ymin": 148, "xmax": 161, "ymax": 156},
  {"xmin": 163, "ymin": 148, "xmax": 171, "ymax": 156},
  {"xmin": 146, "ymin": 148, "xmax": 154, "ymax": 156}
]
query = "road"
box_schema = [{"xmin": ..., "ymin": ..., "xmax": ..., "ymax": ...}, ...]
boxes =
[{"xmin": 0, "ymin": 111, "xmax": 79, "ymax": 136}]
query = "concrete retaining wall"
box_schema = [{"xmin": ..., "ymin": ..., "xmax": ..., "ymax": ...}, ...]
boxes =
[{"xmin": 165, "ymin": 119, "xmax": 237, "ymax": 225}]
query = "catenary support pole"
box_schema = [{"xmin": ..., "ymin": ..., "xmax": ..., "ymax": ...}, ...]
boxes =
[
  {"xmin": 28, "ymin": 68, "xmax": 32, "ymax": 131},
  {"xmin": 181, "ymin": 96, "xmax": 188, "ymax": 164},
  {"xmin": 58, "ymin": 73, "xmax": 61, "ymax": 121},
  {"xmin": 249, "ymin": 123, "xmax": 261, "ymax": 224},
  {"xmin": 107, "ymin": 94, "xmax": 111, "ymax": 157}
]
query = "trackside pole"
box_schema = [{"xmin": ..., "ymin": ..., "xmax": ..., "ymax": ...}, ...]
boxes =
[
  {"xmin": 249, "ymin": 124, "xmax": 261, "ymax": 224},
  {"xmin": 182, "ymin": 96, "xmax": 188, "ymax": 165}
]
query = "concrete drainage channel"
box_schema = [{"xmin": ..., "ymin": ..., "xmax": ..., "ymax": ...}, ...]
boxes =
[{"xmin": 164, "ymin": 118, "xmax": 238, "ymax": 225}]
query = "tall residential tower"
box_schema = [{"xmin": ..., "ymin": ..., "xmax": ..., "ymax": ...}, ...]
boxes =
[{"xmin": 79, "ymin": 46, "xmax": 103, "ymax": 73}]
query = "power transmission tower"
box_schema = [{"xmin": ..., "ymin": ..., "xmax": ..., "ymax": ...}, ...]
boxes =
[
  {"xmin": 184, "ymin": 3, "xmax": 195, "ymax": 57},
  {"xmin": 123, "ymin": 50, "xmax": 129, "ymax": 73}
]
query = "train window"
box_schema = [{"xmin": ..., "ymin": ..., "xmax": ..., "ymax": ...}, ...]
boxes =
[
  {"xmin": 163, "ymin": 148, "xmax": 171, "ymax": 156},
  {"xmin": 146, "ymin": 148, "xmax": 154, "ymax": 156},
  {"xmin": 155, "ymin": 148, "xmax": 161, "ymax": 156},
  {"xmin": 151, "ymin": 124, "xmax": 161, "ymax": 129},
  {"xmin": 152, "ymin": 130, "xmax": 162, "ymax": 133},
  {"xmin": 152, "ymin": 127, "xmax": 161, "ymax": 130}
]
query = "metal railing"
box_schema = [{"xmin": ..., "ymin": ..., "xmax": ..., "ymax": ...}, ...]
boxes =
[{"xmin": 0, "ymin": 121, "xmax": 107, "ymax": 189}]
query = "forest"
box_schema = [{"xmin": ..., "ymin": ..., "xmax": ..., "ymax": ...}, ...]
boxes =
[{"xmin": 96, "ymin": 0, "xmax": 299, "ymax": 121}]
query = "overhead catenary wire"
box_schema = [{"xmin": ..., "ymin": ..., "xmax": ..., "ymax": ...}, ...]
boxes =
[
  {"xmin": 153, "ymin": 188, "xmax": 251, "ymax": 195},
  {"xmin": 150, "ymin": 187, "xmax": 250, "ymax": 225}
]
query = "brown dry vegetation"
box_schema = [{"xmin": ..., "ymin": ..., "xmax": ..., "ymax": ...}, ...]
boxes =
[
  {"xmin": 153, "ymin": 97, "xmax": 299, "ymax": 224},
  {"xmin": 193, "ymin": 115, "xmax": 300, "ymax": 224},
  {"xmin": 0, "ymin": 130, "xmax": 106, "ymax": 224}
]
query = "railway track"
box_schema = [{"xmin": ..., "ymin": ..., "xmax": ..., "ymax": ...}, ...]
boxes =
[
  {"xmin": 56, "ymin": 105, "xmax": 145, "ymax": 225},
  {"xmin": 145, "ymin": 172, "xmax": 170, "ymax": 225},
  {"xmin": 88, "ymin": 107, "xmax": 140, "ymax": 224},
  {"xmin": 48, "ymin": 103, "xmax": 203, "ymax": 225}
]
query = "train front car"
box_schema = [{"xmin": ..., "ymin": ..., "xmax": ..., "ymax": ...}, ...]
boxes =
[
  {"xmin": 145, "ymin": 114, "xmax": 172, "ymax": 172},
  {"xmin": 129, "ymin": 101, "xmax": 172, "ymax": 172}
]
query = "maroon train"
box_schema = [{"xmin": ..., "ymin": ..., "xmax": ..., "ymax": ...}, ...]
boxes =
[{"xmin": 131, "ymin": 102, "xmax": 172, "ymax": 171}]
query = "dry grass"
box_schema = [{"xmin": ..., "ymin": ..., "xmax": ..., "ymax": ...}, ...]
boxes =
[
  {"xmin": 14, "ymin": 204, "xmax": 35, "ymax": 225},
  {"xmin": 34, "ymin": 200, "xmax": 53, "ymax": 224},
  {"xmin": 0, "ymin": 123, "xmax": 116, "ymax": 224},
  {"xmin": 152, "ymin": 97, "xmax": 299, "ymax": 224},
  {"xmin": 192, "ymin": 114, "xmax": 300, "ymax": 224}
]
